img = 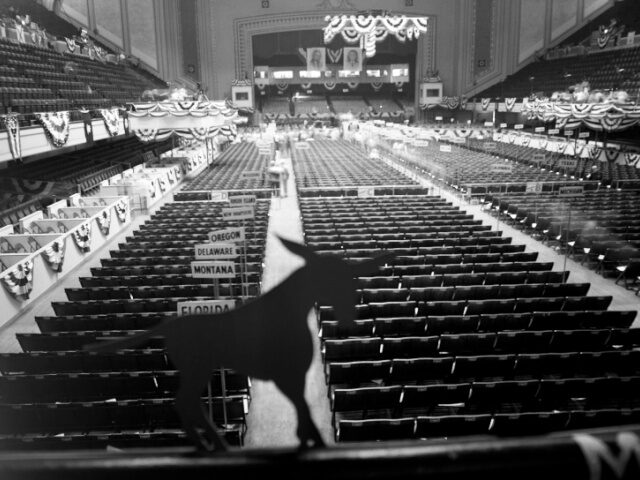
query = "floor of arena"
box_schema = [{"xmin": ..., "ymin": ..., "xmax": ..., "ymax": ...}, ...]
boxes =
[{"xmin": 1, "ymin": 149, "xmax": 637, "ymax": 447}]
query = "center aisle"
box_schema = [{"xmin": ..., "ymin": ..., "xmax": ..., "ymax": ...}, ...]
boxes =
[{"xmin": 244, "ymin": 155, "xmax": 334, "ymax": 447}]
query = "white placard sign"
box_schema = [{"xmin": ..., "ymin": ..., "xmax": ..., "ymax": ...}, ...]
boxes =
[
  {"xmin": 534, "ymin": 127, "xmax": 545, "ymax": 133},
  {"xmin": 258, "ymin": 148, "xmax": 272, "ymax": 155},
  {"xmin": 490, "ymin": 163, "xmax": 514, "ymax": 173},
  {"xmin": 514, "ymin": 124, "xmax": 524, "ymax": 130},
  {"xmin": 499, "ymin": 123, "xmax": 507, "ymax": 128},
  {"xmin": 221, "ymin": 206, "xmax": 255, "ymax": 220},
  {"xmin": 208, "ymin": 227, "xmax": 245, "ymax": 243},
  {"xmin": 177, "ymin": 300, "xmax": 236, "ymax": 316},
  {"xmin": 439, "ymin": 145, "xmax": 452, "ymax": 152},
  {"xmin": 210, "ymin": 191, "xmax": 229, "ymax": 202},
  {"xmin": 565, "ymin": 130, "xmax": 574, "ymax": 136},
  {"xmin": 558, "ymin": 158, "xmax": 578, "ymax": 169},
  {"xmin": 548, "ymin": 129, "xmax": 560, "ymax": 135},
  {"xmin": 229, "ymin": 195, "xmax": 257, "ymax": 206},
  {"xmin": 357, "ymin": 186, "xmax": 375, "ymax": 197},
  {"xmin": 526, "ymin": 182, "xmax": 543, "ymax": 193},
  {"xmin": 532, "ymin": 153, "xmax": 546, "ymax": 165},
  {"xmin": 484, "ymin": 121, "xmax": 494, "ymax": 127},
  {"xmin": 240, "ymin": 171, "xmax": 262, "ymax": 179},
  {"xmin": 558, "ymin": 186, "xmax": 584, "ymax": 196},
  {"xmin": 195, "ymin": 243, "xmax": 241, "ymax": 260},
  {"xmin": 578, "ymin": 132, "xmax": 590, "ymax": 138},
  {"xmin": 295, "ymin": 142, "xmax": 310, "ymax": 149},
  {"xmin": 190, "ymin": 261, "xmax": 237, "ymax": 278},
  {"xmin": 484, "ymin": 142, "xmax": 497, "ymax": 150}
]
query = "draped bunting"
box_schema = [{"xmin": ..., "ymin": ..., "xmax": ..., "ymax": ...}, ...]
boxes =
[
  {"xmin": 371, "ymin": 81, "xmax": 383, "ymax": 92},
  {"xmin": 276, "ymin": 82, "xmax": 289, "ymax": 92},
  {"xmin": 324, "ymin": 81, "xmax": 337, "ymax": 91},
  {"xmin": 72, "ymin": 223, "xmax": 91, "ymax": 252},
  {"xmin": 64, "ymin": 36, "xmax": 76, "ymax": 53},
  {"xmin": 523, "ymin": 101, "xmax": 640, "ymax": 132},
  {"xmin": 2, "ymin": 114, "xmax": 21, "ymax": 160},
  {"xmin": 300, "ymin": 82, "xmax": 312, "ymax": 90},
  {"xmin": 128, "ymin": 101, "xmax": 236, "ymax": 118},
  {"xmin": 441, "ymin": 97, "xmax": 460, "ymax": 110},
  {"xmin": 100, "ymin": 108, "xmax": 120, "ymax": 136},
  {"xmin": 115, "ymin": 199, "xmax": 128, "ymax": 223},
  {"xmin": 2, "ymin": 260, "xmax": 34, "ymax": 300},
  {"xmin": 41, "ymin": 238, "xmax": 65, "ymax": 273},
  {"xmin": 481, "ymin": 98, "xmax": 492, "ymax": 110},
  {"xmin": 323, "ymin": 14, "xmax": 428, "ymax": 58},
  {"xmin": 97, "ymin": 209, "xmax": 111, "ymax": 236},
  {"xmin": 625, "ymin": 152, "xmax": 640, "ymax": 166},
  {"xmin": 504, "ymin": 98, "xmax": 517, "ymax": 111},
  {"xmin": 347, "ymin": 81, "xmax": 359, "ymax": 90},
  {"xmin": 36, "ymin": 111, "xmax": 70, "ymax": 147},
  {"xmin": 327, "ymin": 48, "xmax": 343, "ymax": 63}
]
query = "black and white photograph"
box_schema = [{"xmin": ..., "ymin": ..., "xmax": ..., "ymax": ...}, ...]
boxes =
[{"xmin": 0, "ymin": 1, "xmax": 639, "ymax": 478}]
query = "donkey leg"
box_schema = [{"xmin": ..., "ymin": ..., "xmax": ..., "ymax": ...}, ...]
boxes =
[
  {"xmin": 176, "ymin": 370, "xmax": 227, "ymax": 452},
  {"xmin": 278, "ymin": 379, "xmax": 325, "ymax": 449}
]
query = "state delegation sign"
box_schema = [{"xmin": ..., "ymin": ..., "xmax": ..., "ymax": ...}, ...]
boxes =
[
  {"xmin": 191, "ymin": 261, "xmax": 237, "ymax": 278},
  {"xmin": 194, "ymin": 243, "xmax": 240, "ymax": 260},
  {"xmin": 208, "ymin": 227, "xmax": 246, "ymax": 243},
  {"xmin": 177, "ymin": 300, "xmax": 236, "ymax": 315}
]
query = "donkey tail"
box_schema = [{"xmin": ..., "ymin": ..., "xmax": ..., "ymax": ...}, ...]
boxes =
[{"xmin": 83, "ymin": 323, "xmax": 169, "ymax": 353}]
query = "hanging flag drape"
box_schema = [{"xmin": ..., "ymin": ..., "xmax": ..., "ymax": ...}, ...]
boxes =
[
  {"xmin": 36, "ymin": 111, "xmax": 70, "ymax": 147},
  {"xmin": 41, "ymin": 238, "xmax": 66, "ymax": 273},
  {"xmin": 2, "ymin": 114, "xmax": 21, "ymax": 160},
  {"xmin": 2, "ymin": 260, "xmax": 34, "ymax": 300}
]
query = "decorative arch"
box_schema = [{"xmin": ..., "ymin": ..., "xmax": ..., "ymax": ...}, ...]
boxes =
[{"xmin": 231, "ymin": 10, "xmax": 437, "ymax": 105}]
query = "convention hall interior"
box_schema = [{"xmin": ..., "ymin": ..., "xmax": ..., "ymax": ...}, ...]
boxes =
[{"xmin": 0, "ymin": 0, "xmax": 639, "ymax": 478}]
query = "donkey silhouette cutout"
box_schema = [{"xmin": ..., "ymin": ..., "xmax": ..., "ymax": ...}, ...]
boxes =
[{"xmin": 85, "ymin": 236, "xmax": 393, "ymax": 452}]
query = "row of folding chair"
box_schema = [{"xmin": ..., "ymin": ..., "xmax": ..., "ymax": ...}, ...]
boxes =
[
  {"xmin": 65, "ymin": 283, "xmax": 261, "ymax": 302},
  {"xmin": 0, "ymin": 396, "xmax": 247, "ymax": 435},
  {"xmin": 318, "ymin": 296, "xmax": 613, "ymax": 320},
  {"xmin": 325, "ymin": 350, "xmax": 640, "ymax": 386},
  {"xmin": 322, "ymin": 328, "xmax": 639, "ymax": 360},
  {"xmin": 335, "ymin": 408, "xmax": 640, "ymax": 442},
  {"xmin": 319, "ymin": 309, "xmax": 636, "ymax": 338},
  {"xmin": 356, "ymin": 270, "xmax": 569, "ymax": 288}
]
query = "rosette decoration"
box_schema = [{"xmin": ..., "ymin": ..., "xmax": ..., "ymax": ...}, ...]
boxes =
[
  {"xmin": 324, "ymin": 13, "xmax": 428, "ymax": 58},
  {"xmin": 72, "ymin": 223, "xmax": 92, "ymax": 252},
  {"xmin": 480, "ymin": 98, "xmax": 492, "ymax": 110},
  {"xmin": 100, "ymin": 108, "xmax": 120, "ymax": 136},
  {"xmin": 36, "ymin": 111, "xmax": 70, "ymax": 147},
  {"xmin": 2, "ymin": 260, "xmax": 34, "ymax": 300},
  {"xmin": 97, "ymin": 209, "xmax": 111, "ymax": 236},
  {"xmin": 115, "ymin": 199, "xmax": 128, "ymax": 223},
  {"xmin": 41, "ymin": 238, "xmax": 66, "ymax": 273}
]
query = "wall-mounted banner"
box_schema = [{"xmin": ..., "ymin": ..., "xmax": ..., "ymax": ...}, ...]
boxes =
[
  {"xmin": 190, "ymin": 261, "xmax": 236, "ymax": 278},
  {"xmin": 208, "ymin": 227, "xmax": 246, "ymax": 243}
]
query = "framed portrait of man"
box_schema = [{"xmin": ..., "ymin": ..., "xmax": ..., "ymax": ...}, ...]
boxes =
[
  {"xmin": 343, "ymin": 47, "xmax": 362, "ymax": 72},
  {"xmin": 307, "ymin": 47, "xmax": 326, "ymax": 71}
]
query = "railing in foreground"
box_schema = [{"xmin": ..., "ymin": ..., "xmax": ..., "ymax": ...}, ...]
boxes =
[{"xmin": 0, "ymin": 425, "xmax": 638, "ymax": 480}]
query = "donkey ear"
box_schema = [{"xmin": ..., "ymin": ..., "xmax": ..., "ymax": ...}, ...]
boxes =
[
  {"xmin": 278, "ymin": 236, "xmax": 317, "ymax": 261},
  {"xmin": 351, "ymin": 251, "xmax": 395, "ymax": 276}
]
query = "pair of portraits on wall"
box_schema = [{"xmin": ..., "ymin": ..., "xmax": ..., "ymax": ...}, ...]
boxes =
[{"xmin": 306, "ymin": 47, "xmax": 363, "ymax": 72}]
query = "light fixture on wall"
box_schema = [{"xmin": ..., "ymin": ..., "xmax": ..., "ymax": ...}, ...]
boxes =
[{"xmin": 323, "ymin": 11, "xmax": 428, "ymax": 58}]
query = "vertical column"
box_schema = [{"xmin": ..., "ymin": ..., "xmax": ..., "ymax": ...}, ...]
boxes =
[
  {"xmin": 87, "ymin": 0, "xmax": 96, "ymax": 34},
  {"xmin": 120, "ymin": 0, "xmax": 131, "ymax": 55},
  {"xmin": 196, "ymin": 0, "xmax": 219, "ymax": 98}
]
